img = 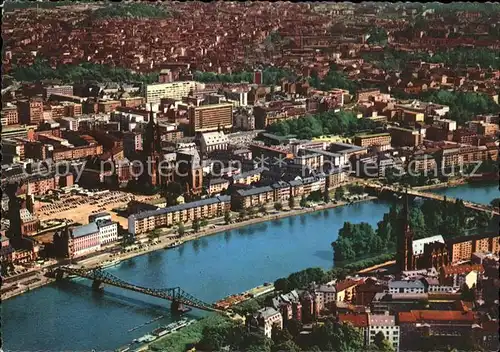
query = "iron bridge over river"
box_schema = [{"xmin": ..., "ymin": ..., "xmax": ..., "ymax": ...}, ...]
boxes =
[{"xmin": 53, "ymin": 266, "xmax": 221, "ymax": 313}]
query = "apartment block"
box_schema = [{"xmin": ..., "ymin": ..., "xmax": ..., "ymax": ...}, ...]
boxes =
[
  {"xmin": 1, "ymin": 105, "xmax": 19, "ymax": 125},
  {"xmin": 146, "ymin": 81, "xmax": 196, "ymax": 104},
  {"xmin": 248, "ymin": 307, "xmax": 283, "ymax": 339},
  {"xmin": 232, "ymin": 168, "xmax": 265, "ymax": 186},
  {"xmin": 368, "ymin": 314, "xmax": 400, "ymax": 352},
  {"xmin": 389, "ymin": 126, "xmax": 424, "ymax": 147},
  {"xmin": 401, "ymin": 110, "xmax": 425, "ymax": 124},
  {"xmin": 446, "ymin": 233, "xmax": 500, "ymax": 264},
  {"xmin": 231, "ymin": 186, "xmax": 275, "ymax": 211},
  {"xmin": 1, "ymin": 125, "xmax": 36, "ymax": 140},
  {"xmin": 354, "ymin": 133, "xmax": 391, "ymax": 149},
  {"xmin": 188, "ymin": 103, "xmax": 233, "ymax": 134},
  {"xmin": 128, "ymin": 195, "xmax": 231, "ymax": 235},
  {"xmin": 438, "ymin": 145, "xmax": 498, "ymax": 169},
  {"xmin": 63, "ymin": 102, "xmax": 83, "ymax": 117},
  {"xmin": 18, "ymin": 99, "xmax": 43, "ymax": 125},
  {"xmin": 96, "ymin": 220, "xmax": 118, "ymax": 245},
  {"xmin": 98, "ymin": 100, "xmax": 121, "ymax": 113},
  {"xmin": 68, "ymin": 223, "xmax": 101, "ymax": 259},
  {"xmin": 2, "ymin": 138, "xmax": 25, "ymax": 162},
  {"xmin": 120, "ymin": 97, "xmax": 145, "ymax": 108},
  {"xmin": 43, "ymin": 85, "xmax": 74, "ymax": 99},
  {"xmin": 398, "ymin": 310, "xmax": 475, "ymax": 350},
  {"xmin": 123, "ymin": 132, "xmax": 143, "ymax": 156},
  {"xmin": 52, "ymin": 145, "xmax": 103, "ymax": 162},
  {"xmin": 231, "ymin": 176, "xmax": 327, "ymax": 211}
]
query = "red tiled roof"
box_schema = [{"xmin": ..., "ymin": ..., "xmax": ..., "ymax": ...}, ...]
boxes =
[
  {"xmin": 428, "ymin": 292, "xmax": 461, "ymax": 301},
  {"xmin": 339, "ymin": 313, "xmax": 368, "ymax": 328},
  {"xmin": 398, "ymin": 310, "xmax": 476, "ymax": 323},
  {"xmin": 335, "ymin": 279, "xmax": 363, "ymax": 293},
  {"xmin": 441, "ymin": 264, "xmax": 484, "ymax": 276}
]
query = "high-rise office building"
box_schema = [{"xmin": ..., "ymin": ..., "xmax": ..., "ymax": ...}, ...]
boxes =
[{"xmin": 188, "ymin": 103, "xmax": 233, "ymax": 134}]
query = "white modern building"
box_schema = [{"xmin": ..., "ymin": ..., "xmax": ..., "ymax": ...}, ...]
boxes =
[
  {"xmin": 251, "ymin": 307, "xmax": 283, "ymax": 338},
  {"xmin": 96, "ymin": 220, "xmax": 119, "ymax": 245},
  {"xmin": 412, "ymin": 235, "xmax": 445, "ymax": 257},
  {"xmin": 199, "ymin": 131, "xmax": 229, "ymax": 154},
  {"xmin": 313, "ymin": 282, "xmax": 337, "ymax": 311},
  {"xmin": 146, "ymin": 81, "xmax": 197, "ymax": 104},
  {"xmin": 368, "ymin": 314, "xmax": 400, "ymax": 352},
  {"xmin": 224, "ymin": 90, "xmax": 249, "ymax": 107},
  {"xmin": 388, "ymin": 280, "xmax": 426, "ymax": 294}
]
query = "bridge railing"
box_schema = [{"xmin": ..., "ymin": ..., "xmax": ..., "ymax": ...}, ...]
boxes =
[{"xmin": 57, "ymin": 267, "xmax": 219, "ymax": 312}]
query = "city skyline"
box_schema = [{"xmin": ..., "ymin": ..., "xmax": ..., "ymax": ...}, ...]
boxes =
[{"xmin": 1, "ymin": 2, "xmax": 499, "ymax": 352}]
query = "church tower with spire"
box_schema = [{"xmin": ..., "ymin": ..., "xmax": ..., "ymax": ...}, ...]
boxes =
[
  {"xmin": 397, "ymin": 189, "xmax": 414, "ymax": 272},
  {"xmin": 140, "ymin": 104, "xmax": 163, "ymax": 187}
]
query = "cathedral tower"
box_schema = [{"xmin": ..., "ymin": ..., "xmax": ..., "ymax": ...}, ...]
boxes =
[{"xmin": 397, "ymin": 189, "xmax": 414, "ymax": 272}]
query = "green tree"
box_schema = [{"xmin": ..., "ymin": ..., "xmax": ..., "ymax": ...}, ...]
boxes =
[
  {"xmin": 323, "ymin": 191, "xmax": 330, "ymax": 203},
  {"xmin": 273, "ymin": 340, "xmax": 302, "ymax": 352},
  {"xmin": 240, "ymin": 332, "xmax": 273, "ymax": 352},
  {"xmin": 373, "ymin": 331, "xmax": 395, "ymax": 352},
  {"xmin": 192, "ymin": 218, "xmax": 201, "ymax": 233},
  {"xmin": 288, "ymin": 196, "xmax": 295, "ymax": 209},
  {"xmin": 165, "ymin": 182, "xmax": 183, "ymax": 206},
  {"xmin": 307, "ymin": 190, "xmax": 323, "ymax": 202},
  {"xmin": 177, "ymin": 222, "xmax": 185, "ymax": 236},
  {"xmin": 248, "ymin": 206, "xmax": 258, "ymax": 217},
  {"xmin": 234, "ymin": 299, "xmax": 262, "ymax": 316},
  {"xmin": 366, "ymin": 27, "xmax": 388, "ymax": 45},
  {"xmin": 300, "ymin": 196, "xmax": 307, "ymax": 207},
  {"xmin": 10, "ymin": 58, "xmax": 159, "ymax": 84},
  {"xmin": 259, "ymin": 205, "xmax": 268, "ymax": 214},
  {"xmin": 332, "ymin": 236, "xmax": 356, "ymax": 261},
  {"xmin": 460, "ymin": 284, "xmax": 476, "ymax": 302},
  {"xmin": 274, "ymin": 202, "xmax": 283, "ymax": 211},
  {"xmin": 285, "ymin": 319, "xmax": 303, "ymax": 338},
  {"xmin": 239, "ymin": 209, "xmax": 247, "ymax": 220},
  {"xmin": 198, "ymin": 325, "xmax": 230, "ymax": 351},
  {"xmin": 274, "ymin": 278, "xmax": 289, "ymax": 292},
  {"xmin": 224, "ymin": 210, "xmax": 232, "ymax": 224},
  {"xmin": 332, "ymin": 222, "xmax": 377, "ymax": 262},
  {"xmin": 310, "ymin": 319, "xmax": 364, "ymax": 352},
  {"xmin": 334, "ymin": 187, "xmax": 345, "ymax": 201},
  {"xmin": 409, "ymin": 207, "xmax": 427, "ymax": 239},
  {"xmin": 272, "ymin": 326, "xmax": 293, "ymax": 345},
  {"xmin": 120, "ymin": 231, "xmax": 135, "ymax": 247}
]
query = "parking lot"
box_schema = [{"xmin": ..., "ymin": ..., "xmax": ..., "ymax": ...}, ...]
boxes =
[{"xmin": 38, "ymin": 191, "xmax": 152, "ymax": 229}]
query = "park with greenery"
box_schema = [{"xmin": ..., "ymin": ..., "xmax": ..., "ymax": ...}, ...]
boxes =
[
  {"xmin": 193, "ymin": 66, "xmax": 298, "ymax": 86},
  {"xmin": 332, "ymin": 197, "xmax": 492, "ymax": 262},
  {"xmin": 273, "ymin": 253, "xmax": 396, "ymax": 294},
  {"xmin": 194, "ymin": 314, "xmax": 394, "ymax": 352},
  {"xmin": 362, "ymin": 47, "xmax": 500, "ymax": 71},
  {"xmin": 394, "ymin": 89, "xmax": 500, "ymax": 125},
  {"xmin": 266, "ymin": 110, "xmax": 378, "ymax": 140},
  {"xmin": 10, "ymin": 59, "xmax": 158, "ymax": 84}
]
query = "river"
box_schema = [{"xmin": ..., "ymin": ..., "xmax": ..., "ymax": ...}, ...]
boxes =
[
  {"xmin": 430, "ymin": 181, "xmax": 498, "ymax": 205},
  {"xmin": 3, "ymin": 183, "xmax": 498, "ymax": 351}
]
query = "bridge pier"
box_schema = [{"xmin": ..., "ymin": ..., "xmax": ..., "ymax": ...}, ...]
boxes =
[
  {"xmin": 171, "ymin": 299, "xmax": 190, "ymax": 314},
  {"xmin": 92, "ymin": 280, "xmax": 104, "ymax": 291}
]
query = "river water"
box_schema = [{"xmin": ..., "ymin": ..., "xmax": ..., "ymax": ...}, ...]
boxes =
[
  {"xmin": 431, "ymin": 181, "xmax": 498, "ymax": 205},
  {"xmin": 3, "ymin": 183, "xmax": 498, "ymax": 351}
]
